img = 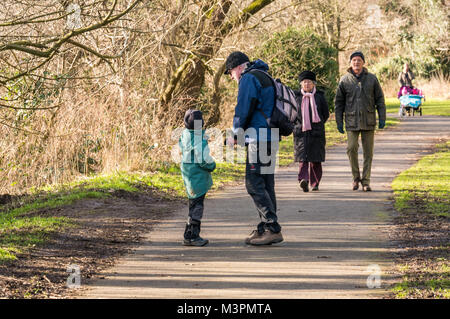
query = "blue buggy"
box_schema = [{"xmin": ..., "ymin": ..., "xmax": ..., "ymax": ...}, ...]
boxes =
[{"xmin": 399, "ymin": 94, "xmax": 424, "ymax": 117}]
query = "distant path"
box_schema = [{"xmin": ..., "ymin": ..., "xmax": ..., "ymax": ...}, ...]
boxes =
[{"xmin": 79, "ymin": 115, "xmax": 450, "ymax": 299}]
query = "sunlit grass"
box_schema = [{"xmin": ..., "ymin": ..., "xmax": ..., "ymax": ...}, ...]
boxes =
[
  {"xmin": 392, "ymin": 253, "xmax": 450, "ymax": 299},
  {"xmin": 392, "ymin": 141, "xmax": 450, "ymax": 217},
  {"xmin": 393, "ymin": 279, "xmax": 450, "ymax": 299},
  {"xmin": 386, "ymin": 98, "xmax": 450, "ymax": 116},
  {"xmin": 0, "ymin": 188, "xmax": 107, "ymax": 262},
  {"xmin": 389, "ymin": 123, "xmax": 449, "ymax": 299},
  {"xmin": 0, "ymin": 216, "xmax": 72, "ymax": 263}
]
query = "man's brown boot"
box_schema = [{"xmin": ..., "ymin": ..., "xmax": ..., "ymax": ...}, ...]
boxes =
[
  {"xmin": 352, "ymin": 178, "xmax": 360, "ymax": 191},
  {"xmin": 245, "ymin": 230, "xmax": 263, "ymax": 245},
  {"xmin": 248, "ymin": 230, "xmax": 283, "ymax": 246}
]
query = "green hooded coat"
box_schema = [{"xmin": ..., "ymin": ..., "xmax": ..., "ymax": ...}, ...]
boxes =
[{"xmin": 179, "ymin": 129, "xmax": 216, "ymax": 199}]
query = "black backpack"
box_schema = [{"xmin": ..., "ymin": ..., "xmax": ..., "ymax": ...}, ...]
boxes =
[{"xmin": 249, "ymin": 69, "xmax": 299, "ymax": 136}]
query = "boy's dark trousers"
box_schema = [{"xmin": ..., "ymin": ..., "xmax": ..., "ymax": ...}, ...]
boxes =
[
  {"xmin": 189, "ymin": 194, "xmax": 206, "ymax": 222},
  {"xmin": 184, "ymin": 194, "xmax": 206, "ymax": 240},
  {"xmin": 245, "ymin": 142, "xmax": 281, "ymax": 234}
]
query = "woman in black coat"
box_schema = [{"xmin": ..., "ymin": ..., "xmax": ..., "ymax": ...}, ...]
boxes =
[{"xmin": 293, "ymin": 71, "xmax": 330, "ymax": 192}]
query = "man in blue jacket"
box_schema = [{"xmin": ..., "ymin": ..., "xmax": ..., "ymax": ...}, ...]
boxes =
[{"xmin": 225, "ymin": 51, "xmax": 283, "ymax": 246}]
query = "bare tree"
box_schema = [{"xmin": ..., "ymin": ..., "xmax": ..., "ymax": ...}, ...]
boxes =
[
  {"xmin": 0, "ymin": 1, "xmax": 284, "ymax": 129},
  {"xmin": 0, "ymin": 0, "xmax": 301, "ymax": 193},
  {"xmin": 291, "ymin": 0, "xmax": 369, "ymax": 70},
  {"xmin": 154, "ymin": 0, "xmax": 276, "ymax": 125},
  {"xmin": 0, "ymin": 0, "xmax": 142, "ymax": 115},
  {"xmin": 378, "ymin": 0, "xmax": 449, "ymax": 75}
]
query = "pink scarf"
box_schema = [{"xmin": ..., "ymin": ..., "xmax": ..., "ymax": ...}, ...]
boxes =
[{"xmin": 301, "ymin": 87, "xmax": 321, "ymax": 131}]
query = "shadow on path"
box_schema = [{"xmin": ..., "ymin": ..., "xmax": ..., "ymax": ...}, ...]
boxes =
[{"xmin": 81, "ymin": 115, "xmax": 450, "ymax": 299}]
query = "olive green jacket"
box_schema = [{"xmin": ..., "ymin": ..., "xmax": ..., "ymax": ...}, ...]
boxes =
[{"xmin": 334, "ymin": 68, "xmax": 386, "ymax": 131}]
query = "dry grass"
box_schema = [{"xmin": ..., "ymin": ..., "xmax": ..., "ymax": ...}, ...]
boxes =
[
  {"xmin": 0, "ymin": 0, "xmax": 277, "ymax": 196},
  {"xmin": 0, "ymin": 81, "xmax": 189, "ymax": 194}
]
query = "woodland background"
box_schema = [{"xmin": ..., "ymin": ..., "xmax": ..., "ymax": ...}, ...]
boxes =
[{"xmin": 0, "ymin": 0, "xmax": 448, "ymax": 194}]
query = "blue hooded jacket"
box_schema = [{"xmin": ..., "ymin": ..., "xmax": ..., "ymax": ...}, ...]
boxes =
[{"xmin": 232, "ymin": 60, "xmax": 275, "ymax": 142}]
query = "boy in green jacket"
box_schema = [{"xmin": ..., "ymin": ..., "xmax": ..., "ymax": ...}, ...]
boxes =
[{"xmin": 179, "ymin": 109, "xmax": 216, "ymax": 246}]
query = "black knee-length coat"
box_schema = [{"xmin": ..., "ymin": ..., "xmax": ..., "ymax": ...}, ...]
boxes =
[{"xmin": 293, "ymin": 89, "xmax": 330, "ymax": 163}]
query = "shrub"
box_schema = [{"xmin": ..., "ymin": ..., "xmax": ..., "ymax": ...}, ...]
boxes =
[
  {"xmin": 372, "ymin": 53, "xmax": 444, "ymax": 84},
  {"xmin": 253, "ymin": 27, "xmax": 339, "ymax": 111},
  {"xmin": 375, "ymin": 0, "xmax": 449, "ymax": 81}
]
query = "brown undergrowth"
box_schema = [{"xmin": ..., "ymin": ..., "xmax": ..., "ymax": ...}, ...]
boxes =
[{"xmin": 0, "ymin": 188, "xmax": 183, "ymax": 299}]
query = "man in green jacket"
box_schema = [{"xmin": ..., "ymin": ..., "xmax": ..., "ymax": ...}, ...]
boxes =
[{"xmin": 334, "ymin": 51, "xmax": 386, "ymax": 191}]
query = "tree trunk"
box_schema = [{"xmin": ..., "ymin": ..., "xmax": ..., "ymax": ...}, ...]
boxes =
[{"xmin": 206, "ymin": 62, "xmax": 226, "ymax": 127}]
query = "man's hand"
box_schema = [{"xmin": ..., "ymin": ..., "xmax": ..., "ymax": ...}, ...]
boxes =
[
  {"xmin": 378, "ymin": 120, "xmax": 385, "ymax": 129},
  {"xmin": 337, "ymin": 124, "xmax": 345, "ymax": 134}
]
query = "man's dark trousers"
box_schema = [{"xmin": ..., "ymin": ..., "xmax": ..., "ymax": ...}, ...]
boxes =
[{"xmin": 245, "ymin": 142, "xmax": 281, "ymax": 234}]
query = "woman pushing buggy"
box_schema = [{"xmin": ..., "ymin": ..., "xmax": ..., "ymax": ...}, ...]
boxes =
[{"xmin": 397, "ymin": 63, "xmax": 425, "ymax": 117}]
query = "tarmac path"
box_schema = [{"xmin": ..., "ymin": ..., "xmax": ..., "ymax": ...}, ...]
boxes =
[{"xmin": 80, "ymin": 114, "xmax": 450, "ymax": 299}]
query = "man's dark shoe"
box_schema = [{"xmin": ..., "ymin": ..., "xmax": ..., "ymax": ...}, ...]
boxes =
[
  {"xmin": 312, "ymin": 185, "xmax": 319, "ymax": 191},
  {"xmin": 352, "ymin": 179, "xmax": 360, "ymax": 191},
  {"xmin": 183, "ymin": 236, "xmax": 209, "ymax": 246},
  {"xmin": 300, "ymin": 179, "xmax": 309, "ymax": 192},
  {"xmin": 248, "ymin": 230, "xmax": 283, "ymax": 246},
  {"xmin": 362, "ymin": 185, "xmax": 372, "ymax": 192}
]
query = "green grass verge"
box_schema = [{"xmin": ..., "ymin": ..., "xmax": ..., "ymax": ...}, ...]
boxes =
[
  {"xmin": 391, "ymin": 141, "xmax": 449, "ymax": 299},
  {"xmin": 0, "ymin": 217, "xmax": 72, "ymax": 262},
  {"xmin": 392, "ymin": 259, "xmax": 450, "ymax": 299},
  {"xmin": 386, "ymin": 98, "xmax": 450, "ymax": 116},
  {"xmin": 391, "ymin": 141, "xmax": 450, "ymax": 217},
  {"xmin": 392, "ymin": 277, "xmax": 450, "ymax": 299},
  {"xmin": 0, "ymin": 190, "xmax": 107, "ymax": 263}
]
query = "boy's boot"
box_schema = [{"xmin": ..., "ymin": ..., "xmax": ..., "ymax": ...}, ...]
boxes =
[
  {"xmin": 183, "ymin": 223, "xmax": 192, "ymax": 241},
  {"xmin": 183, "ymin": 219, "xmax": 208, "ymax": 247}
]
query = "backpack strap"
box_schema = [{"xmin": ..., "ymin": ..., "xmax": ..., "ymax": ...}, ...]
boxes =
[
  {"xmin": 247, "ymin": 69, "xmax": 276, "ymax": 123},
  {"xmin": 247, "ymin": 69, "xmax": 274, "ymax": 89}
]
